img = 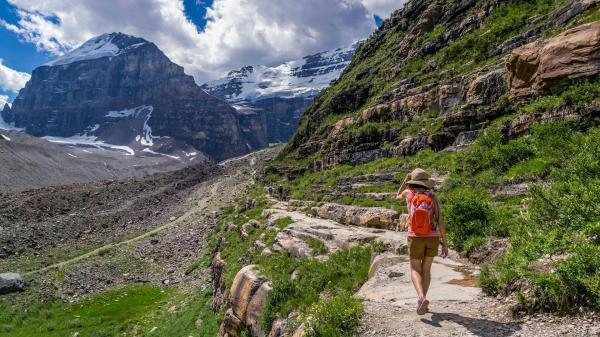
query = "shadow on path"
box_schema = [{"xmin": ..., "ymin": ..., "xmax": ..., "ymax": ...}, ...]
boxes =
[{"xmin": 421, "ymin": 312, "xmax": 522, "ymax": 337}]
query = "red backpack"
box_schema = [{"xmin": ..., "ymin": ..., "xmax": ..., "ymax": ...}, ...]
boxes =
[{"xmin": 408, "ymin": 189, "xmax": 436, "ymax": 236}]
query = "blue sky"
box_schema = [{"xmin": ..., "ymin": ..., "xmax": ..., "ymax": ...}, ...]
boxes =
[{"xmin": 0, "ymin": 0, "xmax": 399, "ymax": 103}]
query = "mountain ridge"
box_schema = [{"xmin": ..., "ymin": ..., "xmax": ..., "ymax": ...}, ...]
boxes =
[
  {"xmin": 1, "ymin": 32, "xmax": 256, "ymax": 161},
  {"xmin": 202, "ymin": 43, "xmax": 356, "ymax": 144}
]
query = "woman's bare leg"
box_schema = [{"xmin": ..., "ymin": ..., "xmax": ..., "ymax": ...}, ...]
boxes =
[
  {"xmin": 421, "ymin": 256, "xmax": 435, "ymax": 296},
  {"xmin": 410, "ymin": 258, "xmax": 425, "ymax": 299}
]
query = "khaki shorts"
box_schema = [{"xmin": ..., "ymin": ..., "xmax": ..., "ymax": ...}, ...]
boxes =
[{"xmin": 408, "ymin": 236, "xmax": 439, "ymax": 259}]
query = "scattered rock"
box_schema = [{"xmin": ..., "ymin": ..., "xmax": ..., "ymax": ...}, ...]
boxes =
[
  {"xmin": 268, "ymin": 319, "xmax": 288, "ymax": 337},
  {"xmin": 466, "ymin": 69, "xmax": 506, "ymax": 106},
  {"xmin": 0, "ymin": 272, "xmax": 24, "ymax": 294},
  {"xmin": 468, "ymin": 238, "xmax": 508, "ymax": 264}
]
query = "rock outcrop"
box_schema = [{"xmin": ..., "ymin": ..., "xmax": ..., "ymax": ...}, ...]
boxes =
[
  {"xmin": 508, "ymin": 21, "xmax": 600, "ymax": 98},
  {"xmin": 316, "ymin": 203, "xmax": 399, "ymax": 229},
  {"xmin": 218, "ymin": 265, "xmax": 271, "ymax": 337},
  {"xmin": 3, "ymin": 32, "xmax": 252, "ymax": 161}
]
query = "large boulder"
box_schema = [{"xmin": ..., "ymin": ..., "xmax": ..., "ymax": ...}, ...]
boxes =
[
  {"xmin": 246, "ymin": 282, "xmax": 272, "ymax": 337},
  {"xmin": 508, "ymin": 21, "xmax": 600, "ymax": 99},
  {"xmin": 229, "ymin": 265, "xmax": 264, "ymax": 321},
  {"xmin": 0, "ymin": 272, "xmax": 24, "ymax": 294}
]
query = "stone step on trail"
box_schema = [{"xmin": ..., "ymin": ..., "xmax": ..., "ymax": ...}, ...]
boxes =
[{"xmin": 358, "ymin": 253, "xmax": 481, "ymax": 308}]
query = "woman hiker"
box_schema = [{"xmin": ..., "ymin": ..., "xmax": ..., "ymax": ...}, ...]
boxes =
[{"xmin": 396, "ymin": 168, "xmax": 449, "ymax": 315}]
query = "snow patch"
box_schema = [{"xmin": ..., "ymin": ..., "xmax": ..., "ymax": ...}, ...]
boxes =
[
  {"xmin": 0, "ymin": 114, "xmax": 24, "ymax": 131},
  {"xmin": 106, "ymin": 105, "xmax": 157, "ymax": 146},
  {"xmin": 1, "ymin": 134, "xmax": 10, "ymax": 141},
  {"xmin": 43, "ymin": 134, "xmax": 135, "ymax": 155},
  {"xmin": 67, "ymin": 153, "xmax": 78, "ymax": 158},
  {"xmin": 141, "ymin": 148, "xmax": 181, "ymax": 161},
  {"xmin": 45, "ymin": 33, "xmax": 147, "ymax": 66}
]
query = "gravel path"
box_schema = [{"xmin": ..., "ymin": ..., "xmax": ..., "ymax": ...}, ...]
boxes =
[{"xmin": 355, "ymin": 255, "xmax": 599, "ymax": 337}]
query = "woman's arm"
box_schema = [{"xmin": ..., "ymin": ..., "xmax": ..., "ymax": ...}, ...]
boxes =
[
  {"xmin": 438, "ymin": 214, "xmax": 449, "ymax": 258},
  {"xmin": 395, "ymin": 174, "xmax": 411, "ymax": 200},
  {"xmin": 434, "ymin": 196, "xmax": 449, "ymax": 258}
]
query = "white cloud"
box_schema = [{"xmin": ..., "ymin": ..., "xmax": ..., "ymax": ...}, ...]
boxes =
[
  {"xmin": 361, "ymin": 0, "xmax": 404, "ymax": 18},
  {"xmin": 3, "ymin": 0, "xmax": 402, "ymax": 83},
  {"xmin": 0, "ymin": 59, "xmax": 31, "ymax": 93},
  {"xmin": 0, "ymin": 94, "xmax": 9, "ymax": 107}
]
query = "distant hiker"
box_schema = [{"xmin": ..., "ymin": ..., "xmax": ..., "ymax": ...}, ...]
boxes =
[
  {"xmin": 267, "ymin": 186, "xmax": 273, "ymax": 197},
  {"xmin": 396, "ymin": 168, "xmax": 449, "ymax": 315},
  {"xmin": 277, "ymin": 185, "xmax": 284, "ymax": 200}
]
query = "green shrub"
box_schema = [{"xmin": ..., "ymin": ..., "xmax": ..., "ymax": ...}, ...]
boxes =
[
  {"xmin": 444, "ymin": 189, "xmax": 492, "ymax": 252},
  {"xmin": 261, "ymin": 247, "xmax": 370, "ymax": 331},
  {"xmin": 480, "ymin": 127, "xmax": 600, "ymax": 312},
  {"xmin": 303, "ymin": 292, "xmax": 362, "ymax": 337}
]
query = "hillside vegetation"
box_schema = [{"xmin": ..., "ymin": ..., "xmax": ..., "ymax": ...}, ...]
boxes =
[{"xmin": 265, "ymin": 0, "xmax": 600, "ymax": 314}]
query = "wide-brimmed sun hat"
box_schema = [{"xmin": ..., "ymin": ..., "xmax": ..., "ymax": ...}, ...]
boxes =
[{"xmin": 407, "ymin": 168, "xmax": 433, "ymax": 189}]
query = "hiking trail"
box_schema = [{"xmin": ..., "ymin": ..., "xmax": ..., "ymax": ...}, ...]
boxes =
[{"xmin": 261, "ymin": 198, "xmax": 597, "ymax": 337}]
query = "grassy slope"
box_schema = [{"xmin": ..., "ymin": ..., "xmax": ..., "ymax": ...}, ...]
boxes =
[{"xmin": 268, "ymin": 0, "xmax": 600, "ymax": 313}]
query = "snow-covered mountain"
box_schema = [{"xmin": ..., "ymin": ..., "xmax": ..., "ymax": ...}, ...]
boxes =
[
  {"xmin": 44, "ymin": 33, "xmax": 149, "ymax": 67},
  {"xmin": 202, "ymin": 43, "xmax": 356, "ymax": 103},
  {"xmin": 201, "ymin": 44, "xmax": 356, "ymax": 143},
  {"xmin": 2, "ymin": 32, "xmax": 255, "ymax": 161}
]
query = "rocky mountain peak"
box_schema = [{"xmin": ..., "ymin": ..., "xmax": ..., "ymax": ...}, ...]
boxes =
[
  {"xmin": 5, "ymin": 32, "xmax": 255, "ymax": 161},
  {"xmin": 44, "ymin": 32, "xmax": 150, "ymax": 67}
]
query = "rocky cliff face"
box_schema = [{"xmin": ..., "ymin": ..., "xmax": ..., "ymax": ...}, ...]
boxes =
[
  {"xmin": 280, "ymin": 0, "xmax": 599, "ymax": 171},
  {"xmin": 202, "ymin": 45, "xmax": 355, "ymax": 144},
  {"xmin": 1, "ymin": 32, "xmax": 252, "ymax": 161}
]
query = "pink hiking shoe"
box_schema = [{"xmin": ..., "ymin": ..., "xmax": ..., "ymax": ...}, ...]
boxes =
[{"xmin": 417, "ymin": 297, "xmax": 429, "ymax": 315}]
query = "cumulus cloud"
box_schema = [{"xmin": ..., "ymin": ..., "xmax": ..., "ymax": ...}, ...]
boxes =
[
  {"xmin": 3, "ymin": 0, "xmax": 402, "ymax": 82},
  {"xmin": 0, "ymin": 59, "xmax": 31, "ymax": 93},
  {"xmin": 0, "ymin": 94, "xmax": 9, "ymax": 107},
  {"xmin": 361, "ymin": 0, "xmax": 404, "ymax": 18}
]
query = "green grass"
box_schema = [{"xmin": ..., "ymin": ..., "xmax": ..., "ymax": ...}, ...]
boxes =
[
  {"xmin": 0, "ymin": 284, "xmax": 173, "ymax": 337},
  {"xmin": 480, "ymin": 127, "xmax": 600, "ymax": 312},
  {"xmin": 306, "ymin": 237, "xmax": 328, "ymax": 255},
  {"xmin": 274, "ymin": 216, "xmax": 294, "ymax": 229},
  {"xmin": 146, "ymin": 291, "xmax": 221, "ymax": 337},
  {"xmin": 519, "ymin": 76, "xmax": 600, "ymax": 114},
  {"xmin": 303, "ymin": 291, "xmax": 362, "ymax": 337},
  {"xmin": 260, "ymin": 247, "xmax": 370, "ymax": 332}
]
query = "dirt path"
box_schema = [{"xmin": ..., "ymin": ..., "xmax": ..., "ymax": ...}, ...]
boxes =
[{"xmin": 355, "ymin": 248, "xmax": 597, "ymax": 337}]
